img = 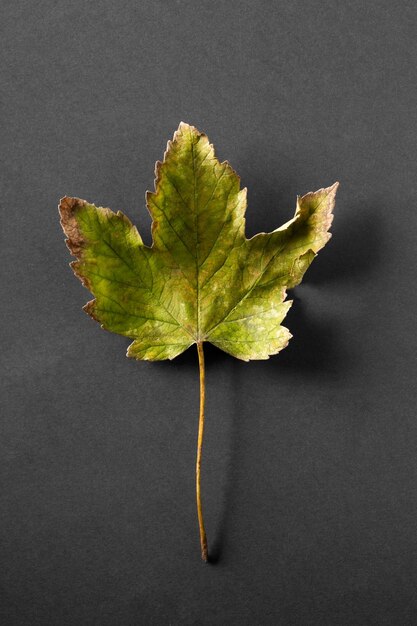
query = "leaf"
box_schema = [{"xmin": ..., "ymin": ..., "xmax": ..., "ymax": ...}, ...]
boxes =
[
  {"xmin": 59, "ymin": 123, "xmax": 339, "ymax": 562},
  {"xmin": 59, "ymin": 122, "xmax": 338, "ymax": 361}
]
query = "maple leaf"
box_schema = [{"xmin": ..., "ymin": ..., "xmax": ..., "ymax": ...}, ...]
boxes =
[{"xmin": 59, "ymin": 122, "xmax": 338, "ymax": 561}]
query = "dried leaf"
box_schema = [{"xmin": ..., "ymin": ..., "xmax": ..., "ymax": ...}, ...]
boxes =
[{"xmin": 59, "ymin": 122, "xmax": 338, "ymax": 362}]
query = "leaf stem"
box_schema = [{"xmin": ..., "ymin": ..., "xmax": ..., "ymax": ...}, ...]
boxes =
[{"xmin": 196, "ymin": 341, "xmax": 208, "ymax": 562}]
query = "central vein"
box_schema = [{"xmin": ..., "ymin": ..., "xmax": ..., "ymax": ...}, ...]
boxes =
[{"xmin": 190, "ymin": 131, "xmax": 200, "ymax": 340}]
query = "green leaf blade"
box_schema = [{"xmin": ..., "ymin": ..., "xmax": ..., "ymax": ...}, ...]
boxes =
[{"xmin": 59, "ymin": 124, "xmax": 338, "ymax": 361}]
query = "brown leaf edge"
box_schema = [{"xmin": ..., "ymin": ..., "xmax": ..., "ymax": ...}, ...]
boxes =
[{"xmin": 59, "ymin": 196, "xmax": 106, "ymax": 324}]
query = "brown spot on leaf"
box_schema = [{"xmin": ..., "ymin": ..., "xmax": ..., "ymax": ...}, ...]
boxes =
[
  {"xmin": 71, "ymin": 260, "xmax": 92, "ymax": 290},
  {"xmin": 83, "ymin": 299, "xmax": 99, "ymax": 321},
  {"xmin": 59, "ymin": 196, "xmax": 87, "ymax": 257}
]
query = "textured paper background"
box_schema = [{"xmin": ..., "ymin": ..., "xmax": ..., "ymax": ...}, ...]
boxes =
[{"xmin": 1, "ymin": 1, "xmax": 417, "ymax": 624}]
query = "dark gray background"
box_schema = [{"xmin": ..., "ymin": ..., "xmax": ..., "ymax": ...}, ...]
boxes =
[{"xmin": 1, "ymin": 1, "xmax": 416, "ymax": 624}]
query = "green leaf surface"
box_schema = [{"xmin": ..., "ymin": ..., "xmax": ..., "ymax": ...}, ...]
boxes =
[{"xmin": 59, "ymin": 122, "xmax": 338, "ymax": 361}]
